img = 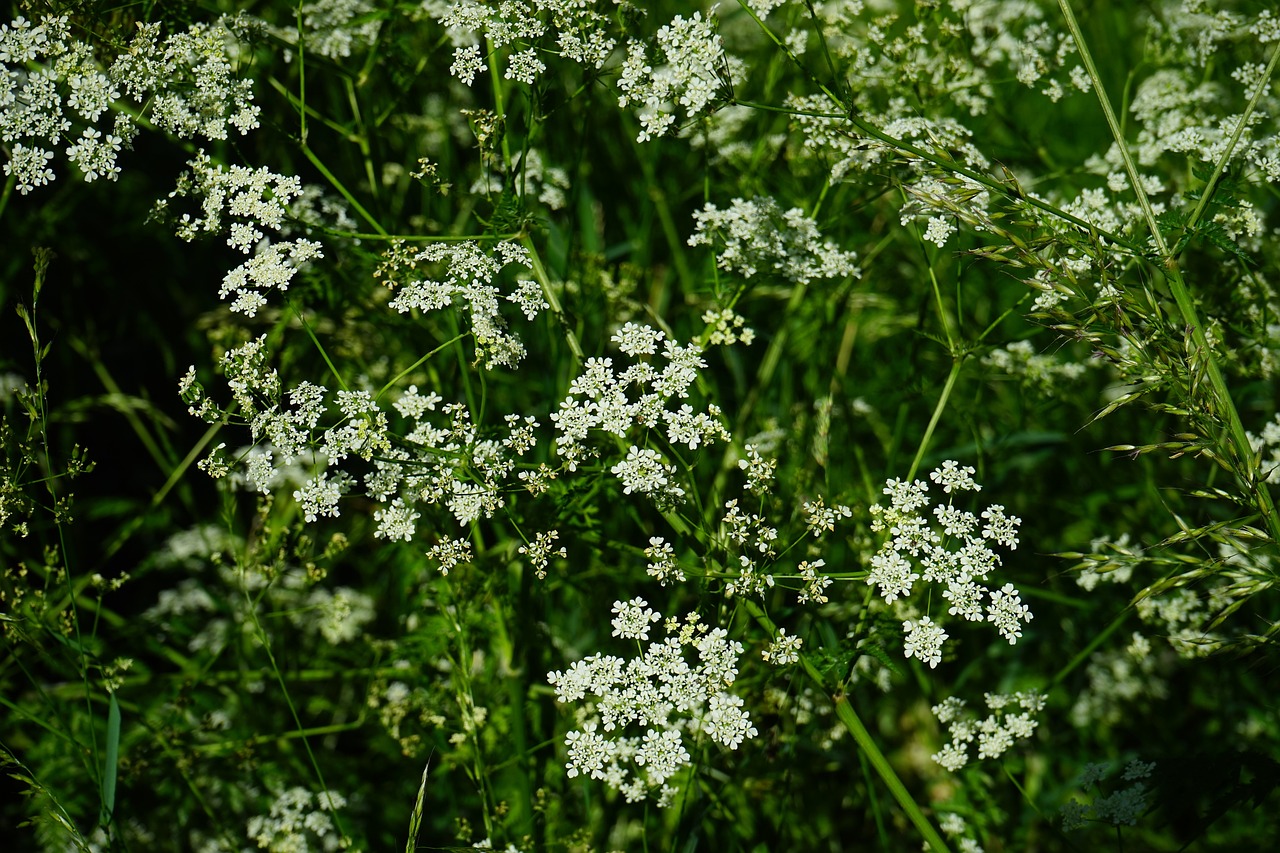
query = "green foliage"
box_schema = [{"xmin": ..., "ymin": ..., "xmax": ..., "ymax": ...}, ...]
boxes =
[{"xmin": 3, "ymin": 1, "xmax": 1280, "ymax": 852}]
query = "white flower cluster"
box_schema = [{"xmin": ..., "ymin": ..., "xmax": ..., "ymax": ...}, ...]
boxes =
[
  {"xmin": 187, "ymin": 339, "xmax": 359, "ymax": 525},
  {"xmin": 720, "ymin": 446, "xmax": 848, "ymax": 603},
  {"xmin": 297, "ymin": 586, "xmax": 376, "ymax": 644},
  {"xmin": 982, "ymin": 339, "xmax": 1093, "ymax": 397},
  {"xmin": 168, "ymin": 151, "xmax": 302, "ymax": 247},
  {"xmin": 194, "ymin": 353, "xmax": 545, "ymax": 540},
  {"xmin": 700, "ymin": 307, "xmax": 755, "ymax": 347},
  {"xmin": 260, "ymin": 0, "xmax": 382, "ymax": 60},
  {"xmin": 939, "ymin": 813, "xmax": 987, "ymax": 853},
  {"xmin": 644, "ymin": 536, "xmax": 685, "ymax": 586},
  {"xmin": 550, "ymin": 323, "xmax": 730, "ymax": 474},
  {"xmin": 113, "ymin": 19, "xmax": 260, "ymax": 139},
  {"xmin": 246, "ymin": 787, "xmax": 348, "ymax": 852},
  {"xmin": 547, "ymin": 607, "xmax": 757, "ymax": 805},
  {"xmin": 388, "ymin": 241, "xmax": 543, "ymax": 369},
  {"xmin": 761, "ymin": 627, "xmax": 803, "ymax": 666},
  {"xmin": 370, "ymin": 393, "xmax": 548, "ymax": 531},
  {"xmin": 930, "ymin": 690, "xmax": 1046, "ymax": 772},
  {"xmin": 145, "ymin": 544, "xmax": 372, "ymax": 657},
  {"xmin": 1248, "ymin": 411, "xmax": 1280, "ymax": 485},
  {"xmin": 427, "ymin": 537, "xmax": 474, "ymax": 575},
  {"xmin": 438, "ymin": 0, "xmax": 617, "ymax": 87},
  {"xmin": 165, "ymin": 151, "xmax": 324, "ymax": 316},
  {"xmin": 898, "ymin": 173, "xmax": 994, "ymax": 250},
  {"xmin": 736, "ymin": 444, "xmax": 777, "ymax": 495},
  {"xmin": 868, "ymin": 461, "xmax": 1030, "ymax": 668},
  {"xmin": 803, "ymin": 495, "xmax": 853, "ymax": 536},
  {"xmin": 1, "ymin": 13, "xmax": 258, "ymax": 194},
  {"xmin": 720, "ymin": 498, "xmax": 780, "ymax": 599},
  {"xmin": 611, "ymin": 445, "xmax": 684, "ymax": 505},
  {"xmin": 618, "ymin": 12, "xmax": 740, "ymax": 142},
  {"xmin": 687, "ymin": 196, "xmax": 860, "ymax": 285},
  {"xmin": 518, "ymin": 529, "xmax": 566, "ymax": 580},
  {"xmin": 787, "ymin": 93, "xmax": 989, "ymax": 182}
]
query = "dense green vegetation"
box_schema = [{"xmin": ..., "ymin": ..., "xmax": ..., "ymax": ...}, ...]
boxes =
[{"xmin": 3, "ymin": 1, "xmax": 1279, "ymax": 850}]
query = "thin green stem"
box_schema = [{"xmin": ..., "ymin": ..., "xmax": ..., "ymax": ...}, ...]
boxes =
[
  {"xmin": 734, "ymin": 10, "xmax": 1144, "ymax": 253},
  {"xmin": 0, "ymin": 172, "xmax": 14, "ymax": 221},
  {"xmin": 301, "ymin": 144, "xmax": 387, "ymax": 236},
  {"xmin": 19, "ymin": 250, "xmax": 104, "ymax": 800},
  {"xmin": 296, "ymin": 2, "xmax": 307, "ymax": 145},
  {"xmin": 1183, "ymin": 40, "xmax": 1280, "ymax": 236},
  {"xmin": 290, "ymin": 301, "xmax": 349, "ymax": 391},
  {"xmin": 830, "ymin": 695, "xmax": 950, "ymax": 853},
  {"xmin": 374, "ymin": 333, "xmax": 468, "ymax": 403},
  {"xmin": 522, "ymin": 234, "xmax": 584, "ymax": 364},
  {"xmin": 907, "ymin": 358, "xmax": 964, "ymax": 483},
  {"xmin": 745, "ymin": 602, "xmax": 951, "ymax": 853},
  {"xmin": 486, "ymin": 39, "xmax": 514, "ymax": 170},
  {"xmin": 243, "ymin": 572, "xmax": 347, "ymax": 840},
  {"xmin": 1060, "ymin": 0, "xmax": 1280, "ymax": 547}
]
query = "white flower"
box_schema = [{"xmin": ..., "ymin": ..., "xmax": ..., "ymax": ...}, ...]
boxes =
[
  {"xmin": 868, "ymin": 550, "xmax": 919, "ymax": 603},
  {"xmin": 903, "ymin": 615, "xmax": 947, "ymax": 668},
  {"xmin": 687, "ymin": 196, "xmax": 859, "ymax": 285},
  {"xmin": 548, "ymin": 605, "xmax": 755, "ymax": 804},
  {"xmin": 611, "ymin": 445, "xmax": 681, "ymax": 501},
  {"xmin": 924, "ymin": 215, "xmax": 957, "ymax": 248},
  {"xmin": 504, "ymin": 47, "xmax": 545, "ymax": 85},
  {"xmin": 986, "ymin": 582, "xmax": 1033, "ymax": 644},
  {"xmin": 932, "ymin": 741, "xmax": 968, "ymax": 771},
  {"xmin": 761, "ymin": 628, "xmax": 803, "ymax": 665},
  {"xmin": 929, "ymin": 460, "xmax": 981, "ymax": 493},
  {"xmin": 981, "ymin": 504, "xmax": 1021, "ymax": 549},
  {"xmin": 611, "ymin": 597, "xmax": 660, "ymax": 641}
]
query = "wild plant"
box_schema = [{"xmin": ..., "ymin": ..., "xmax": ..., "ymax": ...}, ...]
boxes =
[{"xmin": 3, "ymin": 2, "xmax": 1280, "ymax": 852}]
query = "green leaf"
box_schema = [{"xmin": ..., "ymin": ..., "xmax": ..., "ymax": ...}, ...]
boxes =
[{"xmin": 100, "ymin": 693, "xmax": 120, "ymax": 829}]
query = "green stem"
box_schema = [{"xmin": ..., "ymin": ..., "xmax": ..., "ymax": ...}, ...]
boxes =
[
  {"xmin": 21, "ymin": 250, "xmax": 105, "ymax": 797},
  {"xmin": 300, "ymin": 144, "xmax": 387, "ymax": 236},
  {"xmin": 522, "ymin": 234, "xmax": 584, "ymax": 364},
  {"xmin": 290, "ymin": 301, "xmax": 349, "ymax": 391},
  {"xmin": 243, "ymin": 576, "xmax": 347, "ymax": 840},
  {"xmin": 374, "ymin": 333, "xmax": 468, "ymax": 403},
  {"xmin": 0, "ymin": 172, "xmax": 14, "ymax": 222},
  {"xmin": 1051, "ymin": 604, "xmax": 1129, "ymax": 687},
  {"xmin": 486, "ymin": 39, "xmax": 514, "ymax": 170},
  {"xmin": 745, "ymin": 602, "xmax": 951, "ymax": 852},
  {"xmin": 1059, "ymin": 0, "xmax": 1280, "ymax": 548},
  {"xmin": 907, "ymin": 358, "xmax": 964, "ymax": 483},
  {"xmin": 1185, "ymin": 44, "xmax": 1280, "ymax": 235},
  {"xmin": 296, "ymin": 3, "xmax": 307, "ymax": 145},
  {"xmin": 829, "ymin": 696, "xmax": 950, "ymax": 853},
  {"xmin": 733, "ymin": 8, "xmax": 1143, "ymax": 253}
]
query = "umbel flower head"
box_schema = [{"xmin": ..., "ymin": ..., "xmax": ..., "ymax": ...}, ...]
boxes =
[
  {"xmin": 867, "ymin": 461, "xmax": 1031, "ymax": 668},
  {"xmin": 547, "ymin": 604, "xmax": 758, "ymax": 805}
]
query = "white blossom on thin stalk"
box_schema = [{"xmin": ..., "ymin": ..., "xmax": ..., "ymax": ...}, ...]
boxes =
[
  {"xmin": 761, "ymin": 628, "xmax": 803, "ymax": 665},
  {"xmin": 246, "ymin": 787, "xmax": 348, "ymax": 852},
  {"xmin": 547, "ymin": 607, "xmax": 757, "ymax": 804},
  {"xmin": 868, "ymin": 462, "xmax": 1030, "ymax": 667},
  {"xmin": 617, "ymin": 12, "xmax": 739, "ymax": 142},
  {"xmin": 550, "ymin": 323, "xmax": 729, "ymax": 477},
  {"xmin": 688, "ymin": 196, "xmax": 860, "ymax": 285},
  {"xmin": 1, "ymin": 13, "xmax": 260, "ymax": 192},
  {"xmin": 930, "ymin": 690, "xmax": 1045, "ymax": 772},
  {"xmin": 518, "ymin": 529, "xmax": 565, "ymax": 580},
  {"xmin": 903, "ymin": 616, "xmax": 947, "ymax": 668},
  {"xmin": 611, "ymin": 597, "xmax": 660, "ymax": 641},
  {"xmin": 644, "ymin": 537, "xmax": 685, "ymax": 586}
]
